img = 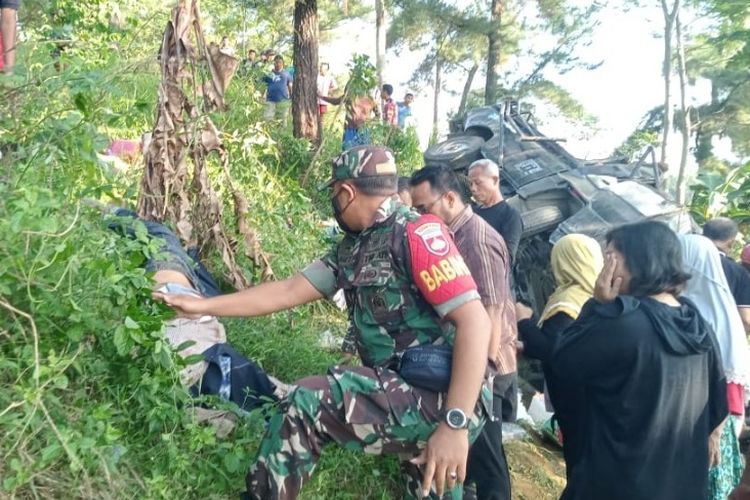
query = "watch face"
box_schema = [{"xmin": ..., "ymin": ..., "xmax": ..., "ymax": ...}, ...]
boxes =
[{"xmin": 446, "ymin": 409, "xmax": 467, "ymax": 429}]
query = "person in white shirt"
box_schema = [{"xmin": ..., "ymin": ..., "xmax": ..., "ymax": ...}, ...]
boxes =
[{"xmin": 317, "ymin": 62, "xmax": 337, "ymax": 117}]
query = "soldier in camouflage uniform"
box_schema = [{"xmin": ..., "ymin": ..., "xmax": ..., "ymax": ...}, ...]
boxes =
[{"xmin": 155, "ymin": 146, "xmax": 494, "ymax": 500}]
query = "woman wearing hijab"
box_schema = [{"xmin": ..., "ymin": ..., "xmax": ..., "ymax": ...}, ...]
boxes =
[
  {"xmin": 550, "ymin": 221, "xmax": 727, "ymax": 500},
  {"xmin": 680, "ymin": 234, "xmax": 750, "ymax": 500},
  {"xmin": 515, "ymin": 234, "xmax": 603, "ymax": 473}
]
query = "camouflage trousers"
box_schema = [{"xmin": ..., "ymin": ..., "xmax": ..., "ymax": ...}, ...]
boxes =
[{"xmin": 245, "ymin": 365, "xmax": 487, "ymax": 500}]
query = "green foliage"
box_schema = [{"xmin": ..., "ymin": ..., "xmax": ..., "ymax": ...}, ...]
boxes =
[
  {"xmin": 0, "ymin": 183, "xmax": 269, "ymax": 498},
  {"xmin": 614, "ymin": 106, "xmax": 664, "ymax": 160},
  {"xmin": 368, "ymin": 122, "xmax": 424, "ymax": 175},
  {"xmin": 688, "ymin": 161, "xmax": 750, "ymax": 225},
  {"xmin": 387, "ymin": 0, "xmax": 489, "ymax": 91},
  {"xmin": 520, "ymin": 80, "xmax": 599, "ymax": 128},
  {"xmin": 0, "ymin": 3, "xmax": 406, "ymax": 498},
  {"xmin": 345, "ymin": 53, "xmax": 379, "ymax": 98},
  {"xmin": 686, "ymin": 0, "xmax": 750, "ymax": 161}
]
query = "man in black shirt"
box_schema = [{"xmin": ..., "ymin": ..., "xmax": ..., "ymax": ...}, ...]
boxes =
[
  {"xmin": 467, "ymin": 159, "xmax": 523, "ymax": 263},
  {"xmin": 703, "ymin": 218, "xmax": 750, "ymax": 332}
]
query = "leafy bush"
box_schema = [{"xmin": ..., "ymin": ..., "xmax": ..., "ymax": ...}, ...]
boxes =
[
  {"xmin": 688, "ymin": 161, "xmax": 750, "ymax": 228},
  {"xmin": 1, "ymin": 4, "xmax": 407, "ymax": 499}
]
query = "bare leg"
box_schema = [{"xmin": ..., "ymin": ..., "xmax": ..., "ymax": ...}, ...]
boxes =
[{"xmin": 1, "ymin": 7, "xmax": 17, "ymax": 74}]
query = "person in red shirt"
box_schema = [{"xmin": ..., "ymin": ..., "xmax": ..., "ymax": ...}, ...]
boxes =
[
  {"xmin": 380, "ymin": 83, "xmax": 399, "ymax": 127},
  {"xmin": 1, "ymin": 0, "xmax": 19, "ymax": 74}
]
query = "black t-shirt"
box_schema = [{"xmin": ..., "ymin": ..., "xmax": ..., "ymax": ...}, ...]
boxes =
[
  {"xmin": 720, "ymin": 254, "xmax": 750, "ymax": 307},
  {"xmin": 551, "ymin": 297, "xmax": 726, "ymax": 500},
  {"xmin": 473, "ymin": 201, "xmax": 523, "ymax": 263}
]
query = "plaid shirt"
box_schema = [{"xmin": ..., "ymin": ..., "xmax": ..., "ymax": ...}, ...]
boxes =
[
  {"xmin": 449, "ymin": 206, "xmax": 518, "ymax": 375},
  {"xmin": 382, "ymin": 98, "xmax": 398, "ymax": 127}
]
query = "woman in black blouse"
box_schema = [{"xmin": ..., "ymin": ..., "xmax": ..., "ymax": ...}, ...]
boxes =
[{"xmin": 515, "ymin": 234, "xmax": 603, "ymax": 473}]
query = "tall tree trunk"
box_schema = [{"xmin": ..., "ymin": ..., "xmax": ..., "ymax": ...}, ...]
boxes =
[
  {"xmin": 432, "ymin": 57, "xmax": 443, "ymax": 141},
  {"xmin": 674, "ymin": 11, "xmax": 690, "ymax": 205},
  {"xmin": 458, "ymin": 62, "xmax": 479, "ymax": 116},
  {"xmin": 375, "ymin": 0, "xmax": 386, "ymax": 88},
  {"xmin": 659, "ymin": 0, "xmax": 680, "ymax": 170},
  {"xmin": 694, "ymin": 80, "xmax": 718, "ymax": 166},
  {"xmin": 485, "ymin": 0, "xmax": 502, "ymax": 105},
  {"xmin": 292, "ymin": 0, "xmax": 320, "ymax": 144}
]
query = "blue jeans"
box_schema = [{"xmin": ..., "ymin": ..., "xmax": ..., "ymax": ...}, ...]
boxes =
[{"xmin": 108, "ymin": 209, "xmax": 222, "ymax": 297}]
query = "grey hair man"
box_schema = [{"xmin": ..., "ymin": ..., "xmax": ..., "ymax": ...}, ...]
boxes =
[
  {"xmin": 467, "ymin": 159, "xmax": 523, "ymax": 264},
  {"xmin": 703, "ymin": 218, "xmax": 750, "ymax": 331}
]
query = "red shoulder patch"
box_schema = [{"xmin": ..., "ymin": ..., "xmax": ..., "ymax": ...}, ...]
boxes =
[{"xmin": 406, "ymin": 215, "xmax": 477, "ymax": 307}]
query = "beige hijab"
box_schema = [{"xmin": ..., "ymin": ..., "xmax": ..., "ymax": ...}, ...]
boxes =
[{"xmin": 539, "ymin": 234, "xmax": 604, "ymax": 325}]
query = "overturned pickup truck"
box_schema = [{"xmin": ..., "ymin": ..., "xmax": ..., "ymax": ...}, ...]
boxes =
[{"xmin": 423, "ymin": 99, "xmax": 694, "ymax": 314}]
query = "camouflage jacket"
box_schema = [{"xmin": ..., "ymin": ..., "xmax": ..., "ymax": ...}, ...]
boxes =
[{"xmin": 302, "ymin": 197, "xmax": 482, "ymax": 367}]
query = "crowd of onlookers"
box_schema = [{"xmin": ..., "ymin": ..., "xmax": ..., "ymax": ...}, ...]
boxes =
[
  {"xmin": 228, "ymin": 41, "xmax": 416, "ymax": 139},
  {"xmin": 398, "ymin": 163, "xmax": 750, "ymax": 500},
  {"xmin": 146, "ymin": 141, "xmax": 750, "ymax": 499}
]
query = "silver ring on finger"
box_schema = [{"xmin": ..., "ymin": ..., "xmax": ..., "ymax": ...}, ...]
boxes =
[{"xmin": 449, "ymin": 471, "xmax": 458, "ymax": 480}]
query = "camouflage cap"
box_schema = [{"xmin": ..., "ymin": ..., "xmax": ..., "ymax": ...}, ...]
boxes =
[{"xmin": 320, "ymin": 145, "xmax": 398, "ymax": 190}]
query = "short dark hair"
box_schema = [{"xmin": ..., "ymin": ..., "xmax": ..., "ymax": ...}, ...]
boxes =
[
  {"xmin": 248, "ymin": 49, "xmax": 256, "ymax": 54},
  {"xmin": 606, "ymin": 221, "xmax": 690, "ymax": 297},
  {"xmin": 382, "ymin": 84, "xmax": 394, "ymax": 96},
  {"xmin": 397, "ymin": 176, "xmax": 411, "ymax": 193},
  {"xmin": 320, "ymin": 62, "xmax": 329, "ymax": 69},
  {"xmin": 410, "ymin": 165, "xmax": 464, "ymax": 198},
  {"xmin": 274, "ymin": 55, "xmax": 284, "ymax": 63},
  {"xmin": 703, "ymin": 217, "xmax": 738, "ymax": 242},
  {"xmin": 350, "ymin": 175, "xmax": 397, "ymax": 196},
  {"xmin": 405, "ymin": 93, "xmax": 414, "ymax": 98}
]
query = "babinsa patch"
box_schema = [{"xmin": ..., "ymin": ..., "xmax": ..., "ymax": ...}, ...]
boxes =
[
  {"xmin": 413, "ymin": 222, "xmax": 450, "ymax": 256},
  {"xmin": 406, "ymin": 215, "xmax": 478, "ymax": 309}
]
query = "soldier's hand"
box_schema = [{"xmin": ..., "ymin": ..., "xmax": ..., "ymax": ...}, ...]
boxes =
[
  {"xmin": 594, "ymin": 253, "xmax": 622, "ymax": 303},
  {"xmin": 410, "ymin": 423, "xmax": 469, "ymax": 498},
  {"xmin": 152, "ymin": 292, "xmax": 208, "ymax": 319}
]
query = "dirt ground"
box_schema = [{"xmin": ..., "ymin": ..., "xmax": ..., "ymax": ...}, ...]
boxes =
[{"xmin": 506, "ymin": 433, "xmax": 567, "ymax": 500}]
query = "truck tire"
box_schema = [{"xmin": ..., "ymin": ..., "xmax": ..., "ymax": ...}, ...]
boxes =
[
  {"xmin": 423, "ymin": 135, "xmax": 485, "ymax": 171},
  {"xmin": 521, "ymin": 206, "xmax": 565, "ymax": 236}
]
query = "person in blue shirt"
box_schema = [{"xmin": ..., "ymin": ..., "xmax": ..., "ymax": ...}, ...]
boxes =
[
  {"xmin": 262, "ymin": 55, "xmax": 293, "ymax": 127},
  {"xmin": 397, "ymin": 92, "xmax": 414, "ymax": 129}
]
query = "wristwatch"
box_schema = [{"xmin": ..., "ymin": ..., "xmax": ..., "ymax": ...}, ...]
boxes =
[{"xmin": 444, "ymin": 408, "xmax": 469, "ymax": 430}]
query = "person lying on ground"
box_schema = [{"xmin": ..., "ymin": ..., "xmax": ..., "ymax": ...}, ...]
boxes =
[
  {"xmin": 514, "ymin": 233, "xmax": 603, "ymax": 477},
  {"xmin": 549, "ymin": 221, "xmax": 727, "ymax": 500},
  {"xmin": 410, "ymin": 165, "xmax": 517, "ymax": 500},
  {"xmin": 108, "ymin": 209, "xmax": 281, "ymax": 410},
  {"xmin": 154, "ymin": 146, "xmax": 494, "ymax": 500}
]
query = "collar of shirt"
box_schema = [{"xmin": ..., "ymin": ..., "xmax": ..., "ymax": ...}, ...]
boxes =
[
  {"xmin": 448, "ymin": 205, "xmax": 474, "ymax": 234},
  {"xmin": 370, "ymin": 196, "xmax": 400, "ymax": 226}
]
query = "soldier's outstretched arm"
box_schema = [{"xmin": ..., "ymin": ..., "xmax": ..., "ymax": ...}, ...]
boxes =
[{"xmin": 152, "ymin": 272, "xmax": 324, "ymax": 318}]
